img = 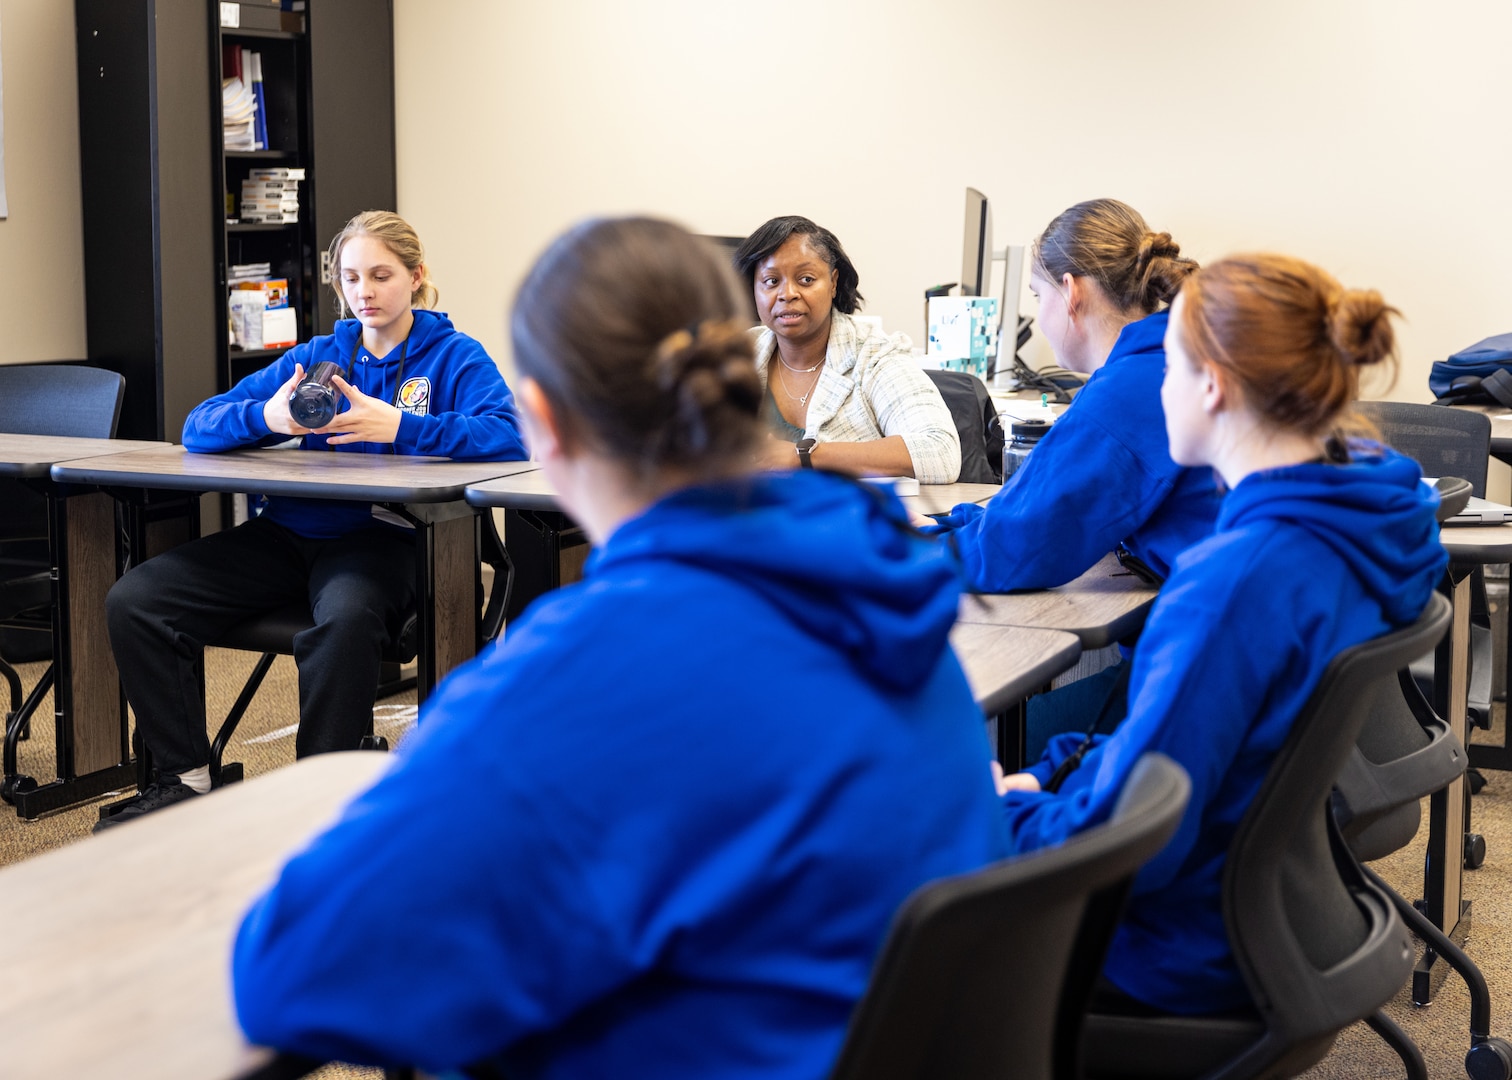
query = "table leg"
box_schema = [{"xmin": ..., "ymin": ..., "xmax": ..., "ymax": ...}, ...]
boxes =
[
  {"xmin": 5, "ymin": 490, "xmax": 136, "ymax": 819},
  {"xmin": 419, "ymin": 513, "xmax": 479, "ymax": 702},
  {"xmin": 1414, "ymin": 571, "xmax": 1472, "ymax": 1004}
]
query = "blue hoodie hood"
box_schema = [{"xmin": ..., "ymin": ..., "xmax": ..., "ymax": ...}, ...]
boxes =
[
  {"xmin": 329, "ymin": 307, "xmax": 455, "ymax": 367},
  {"xmin": 1220, "ymin": 446, "xmax": 1445, "ymax": 625},
  {"xmin": 590, "ymin": 471, "xmax": 962, "ymax": 691}
]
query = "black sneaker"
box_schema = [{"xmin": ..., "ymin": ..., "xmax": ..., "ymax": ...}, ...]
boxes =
[{"xmin": 93, "ymin": 774, "xmax": 202, "ymax": 834}]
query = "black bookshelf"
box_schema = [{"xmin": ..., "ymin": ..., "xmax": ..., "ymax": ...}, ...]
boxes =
[{"xmin": 74, "ymin": 0, "xmax": 396, "ymax": 445}]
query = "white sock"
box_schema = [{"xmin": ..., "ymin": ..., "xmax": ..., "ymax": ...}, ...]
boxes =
[{"xmin": 177, "ymin": 766, "xmax": 212, "ymax": 795}]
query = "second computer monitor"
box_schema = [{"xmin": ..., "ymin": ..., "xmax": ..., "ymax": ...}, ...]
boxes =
[{"xmin": 961, "ymin": 187, "xmax": 993, "ymax": 297}]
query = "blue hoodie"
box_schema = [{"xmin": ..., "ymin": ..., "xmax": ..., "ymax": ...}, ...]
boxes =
[
  {"xmin": 928, "ymin": 311, "xmax": 1222, "ymax": 589},
  {"xmin": 183, "ymin": 309, "xmax": 526, "ymax": 538},
  {"xmin": 232, "ymin": 471, "xmax": 1009, "ymax": 1076},
  {"xmin": 997, "ymin": 448, "xmax": 1445, "ymax": 1013}
]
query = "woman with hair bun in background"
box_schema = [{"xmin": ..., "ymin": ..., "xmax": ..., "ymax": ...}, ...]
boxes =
[
  {"xmin": 928, "ymin": 197, "xmax": 1221, "ymax": 588},
  {"xmin": 991, "ymin": 253, "xmax": 1445, "ymax": 1015},
  {"xmin": 231, "ymin": 216, "xmax": 1008, "ymax": 1076},
  {"xmin": 924, "ymin": 198, "xmax": 1225, "ymax": 758}
]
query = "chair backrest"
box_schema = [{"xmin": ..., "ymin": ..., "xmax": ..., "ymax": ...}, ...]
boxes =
[
  {"xmin": 924, "ymin": 369, "xmax": 1004, "ymax": 484},
  {"xmin": 1218, "ymin": 593, "xmax": 1449, "ymax": 1078},
  {"xmin": 829, "ymin": 753, "xmax": 1191, "ymax": 1080},
  {"xmin": 1356, "ymin": 400, "xmax": 1491, "ymax": 497},
  {"xmin": 0, "ymin": 363, "xmax": 125, "ymax": 438},
  {"xmin": 1334, "ymin": 667, "xmax": 1465, "ymax": 862}
]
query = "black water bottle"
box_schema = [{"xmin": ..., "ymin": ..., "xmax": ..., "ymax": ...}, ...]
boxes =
[{"xmin": 288, "ymin": 361, "xmax": 341, "ymax": 429}]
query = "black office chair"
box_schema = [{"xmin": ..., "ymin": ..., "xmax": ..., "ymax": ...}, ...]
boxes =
[
  {"xmin": 1080, "ymin": 593, "xmax": 1449, "ymax": 1080},
  {"xmin": 1334, "ymin": 654, "xmax": 1512, "ymax": 1079},
  {"xmin": 0, "ymin": 364, "xmax": 125, "ymax": 770},
  {"xmin": 1357, "ymin": 401, "xmax": 1495, "ymax": 737},
  {"xmin": 924, "ymin": 368, "xmax": 1004, "ymax": 484},
  {"xmin": 829, "ymin": 753, "xmax": 1190, "ymax": 1080}
]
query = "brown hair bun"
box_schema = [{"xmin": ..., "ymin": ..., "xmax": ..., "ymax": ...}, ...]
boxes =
[
  {"xmin": 1327, "ymin": 288, "xmax": 1399, "ymax": 369},
  {"xmin": 511, "ymin": 218, "xmax": 762, "ymax": 483},
  {"xmin": 1033, "ymin": 199, "xmax": 1198, "ymax": 316},
  {"xmin": 651, "ymin": 320, "xmax": 763, "ymax": 460}
]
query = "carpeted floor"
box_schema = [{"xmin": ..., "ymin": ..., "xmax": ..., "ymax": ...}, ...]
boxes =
[{"xmin": 2, "ymin": 655, "xmax": 1510, "ymax": 1078}]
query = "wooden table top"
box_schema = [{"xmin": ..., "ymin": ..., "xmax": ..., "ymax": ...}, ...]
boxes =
[
  {"xmin": 464, "ymin": 466, "xmax": 554, "ymax": 511},
  {"xmin": 950, "ymin": 624, "xmax": 1082, "ymax": 714},
  {"xmin": 903, "ymin": 481, "xmax": 1001, "ymax": 516},
  {"xmin": 1440, "ymin": 521, "xmax": 1512, "ymax": 565},
  {"xmin": 50, "ymin": 445, "xmax": 538, "ymax": 503},
  {"xmin": 0, "ymin": 751, "xmax": 390, "ymax": 1078},
  {"xmin": 462, "ymin": 471, "xmax": 1001, "ymax": 516},
  {"xmin": 0, "ymin": 434, "xmax": 168, "ymax": 479},
  {"xmin": 955, "ymin": 552, "xmax": 1159, "ymax": 648}
]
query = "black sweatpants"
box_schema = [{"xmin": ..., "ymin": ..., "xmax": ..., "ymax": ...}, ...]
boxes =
[{"xmin": 106, "ymin": 515, "xmax": 417, "ymax": 775}]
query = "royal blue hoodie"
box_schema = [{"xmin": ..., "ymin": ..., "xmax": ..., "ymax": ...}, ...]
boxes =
[
  {"xmin": 232, "ymin": 471, "xmax": 1009, "ymax": 1076},
  {"xmin": 183, "ymin": 309, "xmax": 526, "ymax": 538},
  {"xmin": 998, "ymin": 448, "xmax": 1445, "ymax": 1013},
  {"xmin": 928, "ymin": 311, "xmax": 1222, "ymax": 589}
]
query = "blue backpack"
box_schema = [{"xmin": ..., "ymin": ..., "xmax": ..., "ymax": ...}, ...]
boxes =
[{"xmin": 1430, "ymin": 333, "xmax": 1512, "ymax": 406}]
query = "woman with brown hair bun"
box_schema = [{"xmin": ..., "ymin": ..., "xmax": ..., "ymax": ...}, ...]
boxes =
[
  {"xmin": 927, "ymin": 197, "xmax": 1221, "ymax": 590},
  {"xmin": 231, "ymin": 217, "xmax": 1008, "ymax": 1076},
  {"xmin": 992, "ymin": 253, "xmax": 1445, "ymax": 1015}
]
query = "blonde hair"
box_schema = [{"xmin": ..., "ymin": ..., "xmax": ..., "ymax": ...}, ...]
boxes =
[
  {"xmin": 326, "ymin": 210, "xmax": 439, "ymax": 317},
  {"xmin": 1032, "ymin": 198, "xmax": 1198, "ymax": 316}
]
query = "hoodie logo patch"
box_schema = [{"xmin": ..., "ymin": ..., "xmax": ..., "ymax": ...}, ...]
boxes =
[{"xmin": 397, "ymin": 377, "xmax": 430, "ymax": 416}]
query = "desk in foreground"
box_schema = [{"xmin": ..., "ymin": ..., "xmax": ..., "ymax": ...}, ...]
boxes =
[
  {"xmin": 0, "ymin": 751, "xmax": 390, "ymax": 1079},
  {"xmin": 950, "ymin": 624, "xmax": 1081, "ymax": 717},
  {"xmin": 51, "ymin": 447, "xmax": 538, "ymax": 698},
  {"xmin": 955, "ymin": 552, "xmax": 1158, "ymax": 649}
]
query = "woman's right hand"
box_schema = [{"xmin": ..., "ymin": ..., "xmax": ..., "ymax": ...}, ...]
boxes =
[{"xmin": 262, "ymin": 363, "xmax": 314, "ymax": 437}]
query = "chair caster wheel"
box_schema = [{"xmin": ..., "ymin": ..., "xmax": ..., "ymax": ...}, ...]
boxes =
[
  {"xmin": 359, "ymin": 735, "xmax": 390, "ymax": 752},
  {"xmin": 1467, "ymin": 1035, "xmax": 1512, "ymax": 1080},
  {"xmin": 1, "ymin": 773, "xmax": 37, "ymax": 805},
  {"xmin": 1466, "ymin": 833, "xmax": 1488, "ymax": 870},
  {"xmin": 1469, "ymin": 768, "xmax": 1488, "ymax": 795}
]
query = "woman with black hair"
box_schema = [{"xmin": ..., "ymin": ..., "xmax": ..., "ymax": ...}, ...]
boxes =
[{"xmin": 734, "ymin": 215, "xmax": 961, "ymax": 482}]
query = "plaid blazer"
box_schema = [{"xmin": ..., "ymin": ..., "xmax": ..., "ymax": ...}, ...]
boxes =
[{"xmin": 753, "ymin": 312, "xmax": 962, "ymax": 483}]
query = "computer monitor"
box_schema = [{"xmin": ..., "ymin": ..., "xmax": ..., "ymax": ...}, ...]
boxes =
[{"xmin": 961, "ymin": 188, "xmax": 993, "ymax": 298}]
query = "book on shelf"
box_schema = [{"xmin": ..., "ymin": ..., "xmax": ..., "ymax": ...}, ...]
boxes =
[
  {"xmin": 221, "ymin": 45, "xmax": 270, "ymax": 152},
  {"xmin": 248, "ymin": 51, "xmax": 269, "ymax": 152},
  {"xmin": 236, "ymin": 278, "xmax": 289, "ymax": 308},
  {"xmin": 248, "ymin": 167, "xmax": 305, "ymax": 181},
  {"xmin": 261, "ymin": 307, "xmax": 298, "ymax": 349},
  {"xmin": 229, "ymin": 278, "xmax": 296, "ymax": 350}
]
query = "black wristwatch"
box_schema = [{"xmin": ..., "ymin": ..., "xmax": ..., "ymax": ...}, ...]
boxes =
[{"xmin": 796, "ymin": 437, "xmax": 817, "ymax": 469}]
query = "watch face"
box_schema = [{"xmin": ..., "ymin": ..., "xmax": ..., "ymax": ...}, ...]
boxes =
[{"xmin": 797, "ymin": 438, "xmax": 817, "ymax": 452}]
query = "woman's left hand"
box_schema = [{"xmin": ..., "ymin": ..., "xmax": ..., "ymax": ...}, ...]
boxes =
[
  {"xmin": 318, "ymin": 375, "xmax": 403, "ymax": 445},
  {"xmin": 755, "ymin": 435, "xmax": 801, "ymax": 471},
  {"xmin": 992, "ymin": 761, "xmax": 1042, "ymax": 796}
]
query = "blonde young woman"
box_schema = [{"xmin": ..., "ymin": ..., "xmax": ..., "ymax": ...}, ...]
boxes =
[{"xmin": 100, "ymin": 211, "xmax": 525, "ymax": 829}]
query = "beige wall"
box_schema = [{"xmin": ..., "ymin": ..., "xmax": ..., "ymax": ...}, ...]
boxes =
[
  {"xmin": 0, "ymin": 0, "xmax": 86, "ymax": 364},
  {"xmin": 393, "ymin": 0, "xmax": 1512, "ymax": 409},
  {"xmin": 4, "ymin": 2, "xmax": 1508, "ymax": 400}
]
